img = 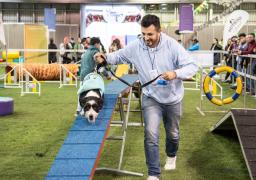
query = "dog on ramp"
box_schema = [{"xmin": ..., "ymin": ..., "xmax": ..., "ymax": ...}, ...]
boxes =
[{"xmin": 77, "ymin": 73, "xmax": 105, "ymax": 123}]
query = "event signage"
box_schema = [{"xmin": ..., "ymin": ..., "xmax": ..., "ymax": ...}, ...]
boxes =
[
  {"xmin": 44, "ymin": 8, "xmax": 56, "ymax": 31},
  {"xmin": 196, "ymin": 0, "xmax": 244, "ymax": 31},
  {"xmin": 179, "ymin": 4, "xmax": 194, "ymax": 33},
  {"xmin": 223, "ymin": 10, "xmax": 249, "ymax": 48}
]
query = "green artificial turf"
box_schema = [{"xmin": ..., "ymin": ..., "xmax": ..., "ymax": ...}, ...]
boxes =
[
  {"xmin": 0, "ymin": 66, "xmax": 4, "ymax": 75},
  {"xmin": 0, "ymin": 80, "xmax": 254, "ymax": 180}
]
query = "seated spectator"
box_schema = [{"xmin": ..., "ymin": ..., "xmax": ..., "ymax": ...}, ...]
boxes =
[{"xmin": 188, "ymin": 38, "xmax": 200, "ymax": 51}]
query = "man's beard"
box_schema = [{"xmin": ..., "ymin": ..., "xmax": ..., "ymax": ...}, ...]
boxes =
[{"xmin": 145, "ymin": 39, "xmax": 157, "ymax": 47}]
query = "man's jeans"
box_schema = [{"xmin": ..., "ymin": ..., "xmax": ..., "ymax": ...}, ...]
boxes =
[{"xmin": 142, "ymin": 95, "xmax": 182, "ymax": 177}]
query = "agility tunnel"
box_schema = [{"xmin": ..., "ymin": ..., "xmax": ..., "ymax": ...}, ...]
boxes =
[
  {"xmin": 6, "ymin": 64, "xmax": 79, "ymax": 80},
  {"xmin": 211, "ymin": 109, "xmax": 256, "ymax": 180},
  {"xmin": 46, "ymin": 74, "xmax": 140, "ymax": 180}
]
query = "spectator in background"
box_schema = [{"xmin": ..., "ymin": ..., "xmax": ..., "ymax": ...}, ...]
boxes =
[
  {"xmin": 237, "ymin": 33, "xmax": 256, "ymax": 93},
  {"xmin": 70, "ymin": 37, "xmax": 75, "ymax": 48},
  {"xmin": 74, "ymin": 37, "xmax": 84, "ymax": 62},
  {"xmin": 81, "ymin": 37, "xmax": 91, "ymax": 50},
  {"xmin": 237, "ymin": 33, "xmax": 256, "ymax": 68},
  {"xmin": 223, "ymin": 36, "xmax": 239, "ymax": 82},
  {"xmin": 60, "ymin": 36, "xmax": 73, "ymax": 64},
  {"xmin": 210, "ymin": 38, "xmax": 222, "ymax": 65},
  {"xmin": 230, "ymin": 33, "xmax": 247, "ymax": 89},
  {"xmin": 109, "ymin": 38, "xmax": 122, "ymax": 53},
  {"xmin": 236, "ymin": 33, "xmax": 247, "ymax": 72},
  {"xmin": 108, "ymin": 38, "xmax": 123, "ymax": 75},
  {"xmin": 188, "ymin": 38, "xmax": 200, "ymax": 51},
  {"xmin": 48, "ymin": 38, "xmax": 57, "ymax": 64},
  {"xmin": 252, "ymin": 47, "xmax": 256, "ymax": 95},
  {"xmin": 79, "ymin": 37, "xmax": 101, "ymax": 87}
]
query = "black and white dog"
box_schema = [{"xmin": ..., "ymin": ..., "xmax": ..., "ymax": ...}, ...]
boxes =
[
  {"xmin": 79, "ymin": 89, "xmax": 103, "ymax": 123},
  {"xmin": 78, "ymin": 73, "xmax": 105, "ymax": 123}
]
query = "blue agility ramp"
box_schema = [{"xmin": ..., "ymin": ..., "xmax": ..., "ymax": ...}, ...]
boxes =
[{"xmin": 46, "ymin": 74, "xmax": 142, "ymax": 180}]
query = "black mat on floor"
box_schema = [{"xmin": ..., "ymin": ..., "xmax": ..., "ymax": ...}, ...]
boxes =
[{"xmin": 211, "ymin": 109, "xmax": 256, "ymax": 180}]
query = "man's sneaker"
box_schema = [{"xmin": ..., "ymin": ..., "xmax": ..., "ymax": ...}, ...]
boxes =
[
  {"xmin": 164, "ymin": 156, "xmax": 176, "ymax": 170},
  {"xmin": 147, "ymin": 176, "xmax": 159, "ymax": 180}
]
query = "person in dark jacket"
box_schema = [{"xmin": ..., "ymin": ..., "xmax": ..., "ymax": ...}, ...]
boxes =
[
  {"xmin": 223, "ymin": 36, "xmax": 238, "ymax": 82},
  {"xmin": 80, "ymin": 37, "xmax": 101, "ymax": 81},
  {"xmin": 236, "ymin": 33, "xmax": 247, "ymax": 72},
  {"xmin": 48, "ymin": 38, "xmax": 57, "ymax": 64},
  {"xmin": 210, "ymin": 38, "xmax": 222, "ymax": 65}
]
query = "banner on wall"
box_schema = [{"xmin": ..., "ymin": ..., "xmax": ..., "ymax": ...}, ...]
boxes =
[
  {"xmin": 24, "ymin": 25, "xmax": 48, "ymax": 64},
  {"xmin": 179, "ymin": 4, "xmax": 194, "ymax": 33},
  {"xmin": 44, "ymin": 8, "xmax": 56, "ymax": 31},
  {"xmin": 80, "ymin": 5, "xmax": 142, "ymax": 50},
  {"xmin": 223, "ymin": 10, "xmax": 249, "ymax": 48}
]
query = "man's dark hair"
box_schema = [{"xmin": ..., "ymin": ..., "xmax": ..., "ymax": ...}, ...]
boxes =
[
  {"xmin": 249, "ymin": 33, "xmax": 255, "ymax": 38},
  {"xmin": 238, "ymin": 33, "xmax": 246, "ymax": 37},
  {"xmin": 141, "ymin": 14, "xmax": 161, "ymax": 31},
  {"xmin": 90, "ymin": 37, "xmax": 101, "ymax": 45}
]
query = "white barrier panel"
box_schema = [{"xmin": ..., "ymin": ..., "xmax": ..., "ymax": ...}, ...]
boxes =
[{"xmin": 189, "ymin": 51, "xmax": 214, "ymax": 67}]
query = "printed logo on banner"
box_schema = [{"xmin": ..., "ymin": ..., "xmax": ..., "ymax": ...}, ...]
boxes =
[{"xmin": 223, "ymin": 10, "xmax": 249, "ymax": 48}]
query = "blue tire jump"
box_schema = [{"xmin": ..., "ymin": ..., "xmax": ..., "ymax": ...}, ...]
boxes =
[{"xmin": 0, "ymin": 97, "xmax": 14, "ymax": 116}]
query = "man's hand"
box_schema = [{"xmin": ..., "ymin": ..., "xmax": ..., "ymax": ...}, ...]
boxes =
[
  {"xmin": 161, "ymin": 71, "xmax": 177, "ymax": 81},
  {"xmin": 94, "ymin": 52, "xmax": 106, "ymax": 63}
]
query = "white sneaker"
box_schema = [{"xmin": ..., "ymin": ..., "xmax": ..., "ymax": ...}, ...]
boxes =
[
  {"xmin": 147, "ymin": 176, "xmax": 159, "ymax": 180},
  {"xmin": 164, "ymin": 156, "xmax": 176, "ymax": 170}
]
